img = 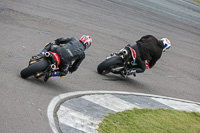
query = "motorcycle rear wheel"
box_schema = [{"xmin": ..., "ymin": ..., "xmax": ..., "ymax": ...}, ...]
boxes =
[
  {"xmin": 20, "ymin": 59, "xmax": 49, "ymax": 79},
  {"xmin": 97, "ymin": 56, "xmax": 123, "ymax": 75}
]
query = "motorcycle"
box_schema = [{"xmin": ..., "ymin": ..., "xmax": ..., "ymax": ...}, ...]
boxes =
[
  {"xmin": 97, "ymin": 46, "xmax": 138, "ymax": 78},
  {"xmin": 20, "ymin": 51, "xmax": 61, "ymax": 80}
]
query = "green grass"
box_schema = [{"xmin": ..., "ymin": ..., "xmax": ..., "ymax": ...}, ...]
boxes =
[
  {"xmin": 193, "ymin": 0, "xmax": 200, "ymax": 3},
  {"xmin": 97, "ymin": 108, "xmax": 200, "ymax": 133}
]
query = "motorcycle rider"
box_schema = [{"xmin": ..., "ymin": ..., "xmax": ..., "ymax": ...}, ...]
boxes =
[
  {"xmin": 33, "ymin": 35, "xmax": 92, "ymax": 82},
  {"xmin": 118, "ymin": 35, "xmax": 171, "ymax": 77}
]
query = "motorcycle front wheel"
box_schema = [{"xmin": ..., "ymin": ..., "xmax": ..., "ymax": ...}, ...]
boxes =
[
  {"xmin": 20, "ymin": 59, "xmax": 49, "ymax": 79},
  {"xmin": 97, "ymin": 56, "xmax": 123, "ymax": 75}
]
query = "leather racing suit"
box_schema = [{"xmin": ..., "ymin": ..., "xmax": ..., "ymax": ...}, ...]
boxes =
[
  {"xmin": 125, "ymin": 35, "xmax": 164, "ymax": 74},
  {"xmin": 40, "ymin": 37, "xmax": 85, "ymax": 76}
]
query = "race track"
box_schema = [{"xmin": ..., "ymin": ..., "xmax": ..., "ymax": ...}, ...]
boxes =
[{"xmin": 0, "ymin": 0, "xmax": 199, "ymax": 132}]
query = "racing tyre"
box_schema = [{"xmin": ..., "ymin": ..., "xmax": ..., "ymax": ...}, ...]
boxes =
[
  {"xmin": 20, "ymin": 60, "xmax": 49, "ymax": 78},
  {"xmin": 97, "ymin": 56, "xmax": 123, "ymax": 75}
]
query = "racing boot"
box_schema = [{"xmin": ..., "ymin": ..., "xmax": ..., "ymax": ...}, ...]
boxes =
[
  {"xmin": 32, "ymin": 42, "xmax": 53, "ymax": 60},
  {"xmin": 44, "ymin": 72, "xmax": 61, "ymax": 82},
  {"xmin": 127, "ymin": 69, "xmax": 136, "ymax": 77},
  {"xmin": 120, "ymin": 69, "xmax": 136, "ymax": 78},
  {"xmin": 120, "ymin": 69, "xmax": 128, "ymax": 78},
  {"xmin": 32, "ymin": 49, "xmax": 47, "ymax": 59}
]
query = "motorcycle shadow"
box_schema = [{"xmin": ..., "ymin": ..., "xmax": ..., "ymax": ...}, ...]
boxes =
[
  {"xmin": 98, "ymin": 73, "xmax": 147, "ymax": 89},
  {"xmin": 101, "ymin": 74, "xmax": 129, "ymax": 81},
  {"xmin": 20, "ymin": 76, "xmax": 68, "ymax": 92},
  {"xmin": 100, "ymin": 73, "xmax": 137, "ymax": 82}
]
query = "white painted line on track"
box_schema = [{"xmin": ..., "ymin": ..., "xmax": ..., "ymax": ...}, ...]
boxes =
[
  {"xmin": 82, "ymin": 94, "xmax": 140, "ymax": 112},
  {"xmin": 58, "ymin": 105, "xmax": 100, "ymax": 133},
  {"xmin": 152, "ymin": 97, "xmax": 200, "ymax": 113}
]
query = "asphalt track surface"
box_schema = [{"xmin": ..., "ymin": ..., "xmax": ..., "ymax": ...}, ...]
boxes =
[{"xmin": 0, "ymin": 0, "xmax": 199, "ymax": 133}]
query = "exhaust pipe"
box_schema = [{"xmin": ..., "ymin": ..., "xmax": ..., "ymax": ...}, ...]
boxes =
[
  {"xmin": 45, "ymin": 52, "xmax": 51, "ymax": 57},
  {"xmin": 122, "ymin": 49, "xmax": 128, "ymax": 55},
  {"xmin": 51, "ymin": 64, "xmax": 57, "ymax": 70}
]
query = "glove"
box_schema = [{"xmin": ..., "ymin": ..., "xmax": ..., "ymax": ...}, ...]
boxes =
[{"xmin": 68, "ymin": 67, "xmax": 73, "ymax": 73}]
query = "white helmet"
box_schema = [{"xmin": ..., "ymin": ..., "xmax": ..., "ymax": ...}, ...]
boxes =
[
  {"xmin": 80, "ymin": 35, "xmax": 92, "ymax": 49},
  {"xmin": 161, "ymin": 38, "xmax": 171, "ymax": 52}
]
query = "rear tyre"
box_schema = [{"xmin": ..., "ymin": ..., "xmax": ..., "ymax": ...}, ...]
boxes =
[
  {"xmin": 20, "ymin": 60, "xmax": 49, "ymax": 79},
  {"xmin": 97, "ymin": 56, "xmax": 123, "ymax": 75}
]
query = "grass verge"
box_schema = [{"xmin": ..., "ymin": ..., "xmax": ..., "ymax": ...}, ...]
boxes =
[
  {"xmin": 97, "ymin": 108, "xmax": 200, "ymax": 133},
  {"xmin": 193, "ymin": 0, "xmax": 200, "ymax": 3}
]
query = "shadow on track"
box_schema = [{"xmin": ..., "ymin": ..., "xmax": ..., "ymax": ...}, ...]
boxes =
[
  {"xmin": 97, "ymin": 72, "xmax": 148, "ymax": 90},
  {"xmin": 18, "ymin": 75, "xmax": 70, "ymax": 93}
]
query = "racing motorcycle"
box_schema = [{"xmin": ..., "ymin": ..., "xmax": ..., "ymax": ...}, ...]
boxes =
[
  {"xmin": 97, "ymin": 46, "xmax": 138, "ymax": 78},
  {"xmin": 20, "ymin": 51, "xmax": 60, "ymax": 80}
]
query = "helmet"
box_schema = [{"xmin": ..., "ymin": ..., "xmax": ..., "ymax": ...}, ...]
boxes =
[
  {"xmin": 80, "ymin": 35, "xmax": 92, "ymax": 49},
  {"xmin": 161, "ymin": 38, "xmax": 171, "ymax": 52}
]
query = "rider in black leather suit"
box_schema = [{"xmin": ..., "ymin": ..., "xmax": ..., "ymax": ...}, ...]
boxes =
[
  {"xmin": 121, "ymin": 35, "xmax": 171, "ymax": 77},
  {"xmin": 37, "ymin": 35, "xmax": 92, "ymax": 82}
]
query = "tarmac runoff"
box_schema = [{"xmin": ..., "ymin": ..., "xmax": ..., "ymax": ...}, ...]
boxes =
[{"xmin": 47, "ymin": 91, "xmax": 200, "ymax": 133}]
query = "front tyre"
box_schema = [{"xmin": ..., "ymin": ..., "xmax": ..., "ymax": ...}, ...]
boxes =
[
  {"xmin": 20, "ymin": 60, "xmax": 49, "ymax": 78},
  {"xmin": 97, "ymin": 56, "xmax": 123, "ymax": 75}
]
